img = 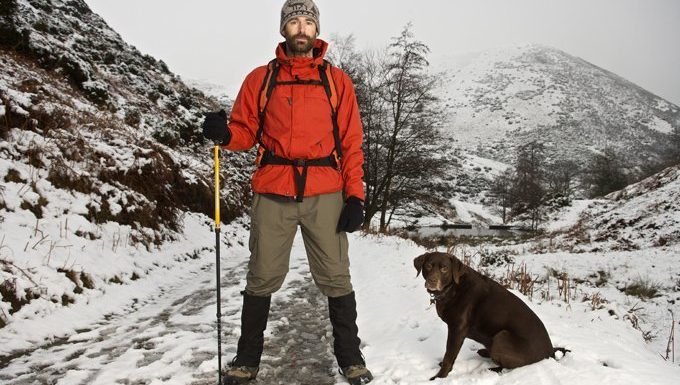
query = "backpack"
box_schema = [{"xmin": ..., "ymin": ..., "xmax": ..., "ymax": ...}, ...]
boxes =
[{"xmin": 255, "ymin": 59, "xmax": 343, "ymax": 202}]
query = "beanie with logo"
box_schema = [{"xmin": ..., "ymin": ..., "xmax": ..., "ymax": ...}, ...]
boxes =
[{"xmin": 280, "ymin": 0, "xmax": 320, "ymax": 35}]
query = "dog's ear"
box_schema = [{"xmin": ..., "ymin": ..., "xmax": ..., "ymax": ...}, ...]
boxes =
[
  {"xmin": 414, "ymin": 253, "xmax": 429, "ymax": 277},
  {"xmin": 450, "ymin": 255, "xmax": 467, "ymax": 284}
]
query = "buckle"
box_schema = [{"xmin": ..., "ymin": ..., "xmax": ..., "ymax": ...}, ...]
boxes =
[{"xmin": 293, "ymin": 159, "xmax": 307, "ymax": 167}]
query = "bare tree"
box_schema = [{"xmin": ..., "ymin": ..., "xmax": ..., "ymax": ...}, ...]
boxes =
[
  {"xmin": 329, "ymin": 27, "xmax": 448, "ymax": 232},
  {"xmin": 511, "ymin": 141, "xmax": 546, "ymax": 230},
  {"xmin": 490, "ymin": 168, "xmax": 513, "ymax": 224},
  {"xmin": 582, "ymin": 147, "xmax": 629, "ymax": 198},
  {"xmin": 545, "ymin": 158, "xmax": 580, "ymax": 203},
  {"xmin": 326, "ymin": 33, "xmax": 362, "ymax": 81},
  {"xmin": 366, "ymin": 24, "xmax": 447, "ymax": 232}
]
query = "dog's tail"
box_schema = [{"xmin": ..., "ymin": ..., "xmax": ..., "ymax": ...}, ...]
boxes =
[{"xmin": 552, "ymin": 347, "xmax": 571, "ymax": 360}]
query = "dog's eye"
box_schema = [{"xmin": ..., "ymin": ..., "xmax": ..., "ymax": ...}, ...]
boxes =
[
  {"xmin": 441, "ymin": 266, "xmax": 449, "ymax": 272},
  {"xmin": 425, "ymin": 263, "xmax": 433, "ymax": 270}
]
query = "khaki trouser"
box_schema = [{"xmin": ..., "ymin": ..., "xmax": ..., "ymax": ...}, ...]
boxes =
[{"xmin": 245, "ymin": 191, "xmax": 353, "ymax": 298}]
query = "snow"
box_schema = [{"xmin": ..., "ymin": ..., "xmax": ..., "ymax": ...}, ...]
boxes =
[
  {"xmin": 1, "ymin": 208, "xmax": 679, "ymax": 383},
  {"xmin": 546, "ymin": 165, "xmax": 680, "ymax": 251},
  {"xmin": 544, "ymin": 199, "xmax": 596, "ymax": 232},
  {"xmin": 648, "ymin": 115, "xmax": 674, "ymax": 134},
  {"xmin": 450, "ymin": 199, "xmax": 502, "ymax": 224},
  {"xmin": 352, "ymin": 235, "xmax": 679, "ymax": 384}
]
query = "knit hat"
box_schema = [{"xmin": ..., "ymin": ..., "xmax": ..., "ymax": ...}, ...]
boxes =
[{"xmin": 280, "ymin": 0, "xmax": 320, "ymax": 35}]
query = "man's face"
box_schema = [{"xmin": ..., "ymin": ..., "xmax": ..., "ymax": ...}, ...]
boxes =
[{"xmin": 283, "ymin": 16, "xmax": 317, "ymax": 55}]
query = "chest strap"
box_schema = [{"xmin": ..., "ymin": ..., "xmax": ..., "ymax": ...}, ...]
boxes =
[{"xmin": 257, "ymin": 148, "xmax": 339, "ymax": 202}]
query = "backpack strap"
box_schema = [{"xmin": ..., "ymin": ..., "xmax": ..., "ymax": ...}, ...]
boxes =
[
  {"xmin": 256, "ymin": 59, "xmax": 280, "ymax": 147},
  {"xmin": 318, "ymin": 60, "xmax": 343, "ymax": 160}
]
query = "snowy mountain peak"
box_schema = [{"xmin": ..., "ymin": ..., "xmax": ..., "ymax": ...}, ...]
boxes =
[{"xmin": 442, "ymin": 44, "xmax": 679, "ymax": 169}]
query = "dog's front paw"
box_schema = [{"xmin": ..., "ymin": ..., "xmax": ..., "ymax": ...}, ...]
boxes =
[{"xmin": 429, "ymin": 369, "xmax": 450, "ymax": 380}]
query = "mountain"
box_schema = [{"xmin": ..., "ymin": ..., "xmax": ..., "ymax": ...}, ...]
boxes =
[
  {"xmin": 441, "ymin": 44, "xmax": 679, "ymax": 172},
  {"xmin": 0, "ymin": 0, "xmax": 251, "ymax": 326}
]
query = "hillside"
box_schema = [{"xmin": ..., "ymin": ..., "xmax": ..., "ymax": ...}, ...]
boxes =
[
  {"xmin": 442, "ymin": 44, "xmax": 679, "ymax": 172},
  {"xmin": 0, "ymin": 0, "xmax": 252, "ymax": 326},
  {"xmin": 543, "ymin": 164, "xmax": 680, "ymax": 252}
]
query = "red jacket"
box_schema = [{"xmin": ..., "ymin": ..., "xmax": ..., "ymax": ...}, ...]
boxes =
[{"xmin": 225, "ymin": 39, "xmax": 365, "ymax": 200}]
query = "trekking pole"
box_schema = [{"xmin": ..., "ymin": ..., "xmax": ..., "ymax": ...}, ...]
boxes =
[{"xmin": 213, "ymin": 144, "xmax": 223, "ymax": 385}]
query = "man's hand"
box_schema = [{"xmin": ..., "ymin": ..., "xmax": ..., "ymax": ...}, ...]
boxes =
[
  {"xmin": 337, "ymin": 196, "xmax": 364, "ymax": 233},
  {"xmin": 202, "ymin": 110, "xmax": 231, "ymax": 144}
]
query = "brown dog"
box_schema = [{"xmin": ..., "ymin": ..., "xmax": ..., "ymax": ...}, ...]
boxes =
[{"xmin": 414, "ymin": 251, "xmax": 563, "ymax": 380}]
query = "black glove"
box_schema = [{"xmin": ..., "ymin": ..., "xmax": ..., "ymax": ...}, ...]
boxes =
[
  {"xmin": 337, "ymin": 196, "xmax": 364, "ymax": 233},
  {"xmin": 201, "ymin": 110, "xmax": 231, "ymax": 144}
]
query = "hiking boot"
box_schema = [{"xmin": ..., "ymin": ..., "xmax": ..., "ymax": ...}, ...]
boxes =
[
  {"xmin": 340, "ymin": 365, "xmax": 373, "ymax": 385},
  {"xmin": 222, "ymin": 365, "xmax": 258, "ymax": 385}
]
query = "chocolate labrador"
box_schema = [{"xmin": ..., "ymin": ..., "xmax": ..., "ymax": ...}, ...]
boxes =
[{"xmin": 414, "ymin": 251, "xmax": 566, "ymax": 380}]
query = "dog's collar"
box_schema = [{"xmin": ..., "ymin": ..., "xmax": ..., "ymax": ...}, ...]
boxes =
[{"xmin": 429, "ymin": 282, "xmax": 455, "ymax": 305}]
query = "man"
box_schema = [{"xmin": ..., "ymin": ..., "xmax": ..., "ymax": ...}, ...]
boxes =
[{"xmin": 202, "ymin": 1, "xmax": 372, "ymax": 384}]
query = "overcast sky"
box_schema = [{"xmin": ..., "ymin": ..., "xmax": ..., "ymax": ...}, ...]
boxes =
[{"xmin": 84, "ymin": 0, "xmax": 680, "ymax": 105}]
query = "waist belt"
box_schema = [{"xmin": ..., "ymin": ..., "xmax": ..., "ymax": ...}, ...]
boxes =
[{"xmin": 257, "ymin": 148, "xmax": 339, "ymax": 202}]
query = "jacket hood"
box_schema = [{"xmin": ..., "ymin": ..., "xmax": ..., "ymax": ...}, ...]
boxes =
[{"xmin": 275, "ymin": 38, "xmax": 328, "ymax": 68}]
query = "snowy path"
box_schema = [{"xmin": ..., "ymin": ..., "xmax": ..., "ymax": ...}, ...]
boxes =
[
  {"xmin": 0, "ymin": 231, "xmax": 340, "ymax": 385},
  {"xmin": 2, "ymin": 228, "xmax": 680, "ymax": 385},
  {"xmin": 0, "ymin": 260, "xmax": 243, "ymax": 384}
]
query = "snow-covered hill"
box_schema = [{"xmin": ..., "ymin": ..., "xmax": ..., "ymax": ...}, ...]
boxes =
[
  {"xmin": 544, "ymin": 164, "xmax": 680, "ymax": 252},
  {"xmin": 0, "ymin": 0, "xmax": 252, "ymax": 327},
  {"xmin": 442, "ymin": 44, "xmax": 679, "ymax": 171}
]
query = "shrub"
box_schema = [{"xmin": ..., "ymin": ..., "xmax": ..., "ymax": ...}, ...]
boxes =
[
  {"xmin": 33, "ymin": 19, "xmax": 49, "ymax": 33},
  {"xmin": 58, "ymin": 54, "xmax": 90, "ymax": 85},
  {"xmin": 622, "ymin": 277, "xmax": 662, "ymax": 300},
  {"xmin": 25, "ymin": 143, "xmax": 45, "ymax": 168},
  {"xmin": 153, "ymin": 129, "xmax": 179, "ymax": 147},
  {"xmin": 47, "ymin": 163, "xmax": 95, "ymax": 194},
  {"xmin": 81, "ymin": 272, "xmax": 95, "ymax": 289},
  {"xmin": 21, "ymin": 194, "xmax": 48, "ymax": 219},
  {"xmin": 103, "ymin": 51, "xmax": 116, "ymax": 65},
  {"xmin": 0, "ymin": 0, "xmax": 17, "ymax": 16},
  {"xmin": 589, "ymin": 270, "xmax": 610, "ymax": 287},
  {"xmin": 479, "ymin": 249, "xmax": 515, "ymax": 267},
  {"xmin": 147, "ymin": 89, "xmax": 160, "ymax": 103},
  {"xmin": 124, "ymin": 109, "xmax": 141, "ymax": 127},
  {"xmin": 31, "ymin": 105, "xmax": 72, "ymax": 134},
  {"xmin": 4, "ymin": 168, "xmax": 25, "ymax": 183},
  {"xmin": 85, "ymin": 199, "xmax": 116, "ymax": 225},
  {"xmin": 81, "ymin": 80, "xmax": 110, "ymax": 106}
]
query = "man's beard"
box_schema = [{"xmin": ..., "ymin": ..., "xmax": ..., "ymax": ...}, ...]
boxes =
[{"xmin": 285, "ymin": 33, "xmax": 315, "ymax": 56}]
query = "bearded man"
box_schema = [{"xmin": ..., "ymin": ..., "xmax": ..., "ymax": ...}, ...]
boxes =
[{"xmin": 202, "ymin": 1, "xmax": 372, "ymax": 384}]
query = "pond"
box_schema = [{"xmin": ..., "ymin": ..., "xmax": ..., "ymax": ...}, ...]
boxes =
[{"xmin": 408, "ymin": 224, "xmax": 531, "ymax": 238}]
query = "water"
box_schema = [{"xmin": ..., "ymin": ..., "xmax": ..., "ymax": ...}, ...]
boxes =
[{"xmin": 410, "ymin": 225, "xmax": 530, "ymax": 238}]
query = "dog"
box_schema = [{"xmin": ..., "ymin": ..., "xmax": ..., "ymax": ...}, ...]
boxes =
[{"xmin": 414, "ymin": 251, "xmax": 567, "ymax": 380}]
